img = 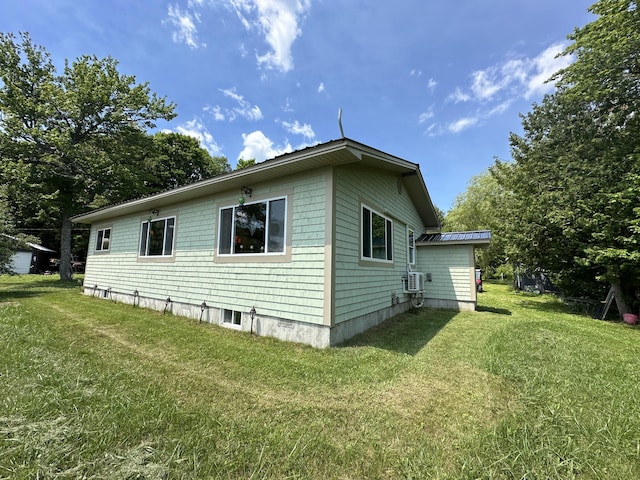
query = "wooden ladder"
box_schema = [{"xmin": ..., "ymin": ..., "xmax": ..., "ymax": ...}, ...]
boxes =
[{"xmin": 594, "ymin": 287, "xmax": 615, "ymax": 320}]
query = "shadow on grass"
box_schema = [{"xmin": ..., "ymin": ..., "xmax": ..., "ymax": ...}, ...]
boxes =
[
  {"xmin": 476, "ymin": 305, "xmax": 512, "ymax": 315},
  {"xmin": 515, "ymin": 297, "xmax": 573, "ymax": 314},
  {"xmin": 341, "ymin": 308, "xmax": 456, "ymax": 356},
  {"xmin": 0, "ymin": 275, "xmax": 82, "ymax": 301}
]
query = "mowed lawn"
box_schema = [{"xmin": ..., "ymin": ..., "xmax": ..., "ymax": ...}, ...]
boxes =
[{"xmin": 1, "ymin": 276, "xmax": 639, "ymax": 479}]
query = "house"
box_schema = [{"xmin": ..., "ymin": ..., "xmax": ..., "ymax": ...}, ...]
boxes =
[
  {"xmin": 72, "ymin": 138, "xmax": 490, "ymax": 348},
  {"xmin": 2, "ymin": 234, "xmax": 56, "ymax": 274}
]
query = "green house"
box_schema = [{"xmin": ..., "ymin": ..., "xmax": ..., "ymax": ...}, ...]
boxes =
[{"xmin": 72, "ymin": 138, "xmax": 490, "ymax": 347}]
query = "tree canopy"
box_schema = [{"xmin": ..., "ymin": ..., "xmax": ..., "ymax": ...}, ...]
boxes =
[
  {"xmin": 0, "ymin": 33, "xmax": 230, "ymax": 279},
  {"xmin": 493, "ymin": 0, "xmax": 640, "ymax": 312},
  {"xmin": 145, "ymin": 132, "xmax": 231, "ymax": 191},
  {"xmin": 444, "ymin": 170, "xmax": 510, "ymax": 274}
]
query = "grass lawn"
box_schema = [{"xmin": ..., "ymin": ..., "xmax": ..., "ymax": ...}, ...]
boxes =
[{"xmin": 1, "ymin": 276, "xmax": 639, "ymax": 479}]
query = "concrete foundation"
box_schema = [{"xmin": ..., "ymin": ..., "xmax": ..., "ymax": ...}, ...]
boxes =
[{"xmin": 82, "ymin": 287, "xmax": 468, "ymax": 348}]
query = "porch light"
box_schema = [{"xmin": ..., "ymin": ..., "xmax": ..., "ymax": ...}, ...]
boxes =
[
  {"xmin": 199, "ymin": 301, "xmax": 207, "ymax": 322},
  {"xmin": 239, "ymin": 186, "xmax": 252, "ymax": 205},
  {"xmin": 249, "ymin": 306, "xmax": 256, "ymax": 335}
]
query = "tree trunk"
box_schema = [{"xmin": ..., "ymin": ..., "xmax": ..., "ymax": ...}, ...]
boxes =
[
  {"xmin": 611, "ymin": 281, "xmax": 630, "ymax": 315},
  {"xmin": 59, "ymin": 211, "xmax": 73, "ymax": 280}
]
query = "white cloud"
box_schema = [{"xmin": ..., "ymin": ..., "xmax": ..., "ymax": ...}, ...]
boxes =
[
  {"xmin": 418, "ymin": 108, "xmax": 434, "ymax": 124},
  {"xmin": 448, "ymin": 116, "xmax": 479, "ymax": 133},
  {"xmin": 433, "ymin": 42, "xmax": 572, "ymax": 137},
  {"xmin": 453, "ymin": 42, "xmax": 571, "ymax": 105},
  {"xmin": 238, "ymin": 130, "xmax": 292, "ymax": 161},
  {"xmin": 427, "ymin": 78, "xmax": 437, "ymax": 92},
  {"xmin": 229, "ymin": 0, "xmax": 312, "ymax": 72},
  {"xmin": 281, "ymin": 120, "xmax": 315, "ymax": 139},
  {"xmin": 487, "ymin": 100, "xmax": 513, "ymax": 117},
  {"xmin": 282, "ymin": 98, "xmax": 294, "ymax": 112},
  {"xmin": 164, "ymin": 4, "xmax": 205, "ymax": 49},
  {"xmin": 209, "ymin": 87, "xmax": 263, "ymax": 121},
  {"xmin": 174, "ymin": 118, "xmax": 222, "ymax": 155},
  {"xmin": 317, "ymin": 82, "xmax": 325, "ymax": 93},
  {"xmin": 448, "ymin": 87, "xmax": 471, "ymax": 103},
  {"xmin": 410, "ymin": 69, "xmax": 423, "ymax": 77},
  {"xmin": 470, "ymin": 69, "xmax": 506, "ymax": 102},
  {"xmin": 525, "ymin": 42, "xmax": 571, "ymax": 98},
  {"xmin": 205, "ymin": 105, "xmax": 226, "ymax": 121}
]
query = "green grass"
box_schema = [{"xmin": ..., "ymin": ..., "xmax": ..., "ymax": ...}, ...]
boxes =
[{"xmin": 1, "ymin": 276, "xmax": 639, "ymax": 479}]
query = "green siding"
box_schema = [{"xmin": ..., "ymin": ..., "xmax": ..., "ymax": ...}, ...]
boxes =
[
  {"xmin": 83, "ymin": 173, "xmax": 328, "ymax": 325},
  {"xmin": 333, "ymin": 166, "xmax": 427, "ymax": 324},
  {"xmin": 416, "ymin": 245, "xmax": 473, "ymax": 301}
]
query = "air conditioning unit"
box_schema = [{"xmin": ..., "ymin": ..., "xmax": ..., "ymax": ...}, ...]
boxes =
[{"xmin": 407, "ymin": 272, "xmax": 424, "ymax": 293}]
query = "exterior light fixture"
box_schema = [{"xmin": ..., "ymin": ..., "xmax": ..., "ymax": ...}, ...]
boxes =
[
  {"xmin": 239, "ymin": 186, "xmax": 252, "ymax": 205},
  {"xmin": 199, "ymin": 301, "xmax": 207, "ymax": 322},
  {"xmin": 249, "ymin": 306, "xmax": 256, "ymax": 335},
  {"xmin": 148, "ymin": 208, "xmax": 160, "ymax": 222}
]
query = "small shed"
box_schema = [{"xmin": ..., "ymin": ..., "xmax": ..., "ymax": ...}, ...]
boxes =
[
  {"xmin": 415, "ymin": 230, "xmax": 491, "ymax": 310},
  {"xmin": 10, "ymin": 241, "xmax": 56, "ymax": 274}
]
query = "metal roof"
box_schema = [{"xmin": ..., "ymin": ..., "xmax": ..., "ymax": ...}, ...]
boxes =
[{"xmin": 416, "ymin": 230, "xmax": 491, "ymax": 245}]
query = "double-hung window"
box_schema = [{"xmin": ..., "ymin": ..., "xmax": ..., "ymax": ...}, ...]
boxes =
[
  {"xmin": 95, "ymin": 227, "xmax": 111, "ymax": 252},
  {"xmin": 218, "ymin": 197, "xmax": 286, "ymax": 255},
  {"xmin": 362, "ymin": 205, "xmax": 393, "ymax": 262},
  {"xmin": 139, "ymin": 216, "xmax": 175, "ymax": 257}
]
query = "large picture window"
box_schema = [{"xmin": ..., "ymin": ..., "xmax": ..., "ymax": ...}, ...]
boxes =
[
  {"xmin": 139, "ymin": 217, "xmax": 175, "ymax": 257},
  {"xmin": 95, "ymin": 227, "xmax": 111, "ymax": 252},
  {"xmin": 362, "ymin": 205, "xmax": 393, "ymax": 262},
  {"xmin": 218, "ymin": 197, "xmax": 286, "ymax": 255}
]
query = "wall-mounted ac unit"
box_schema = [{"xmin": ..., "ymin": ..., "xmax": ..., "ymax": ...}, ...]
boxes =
[{"xmin": 407, "ymin": 272, "xmax": 424, "ymax": 293}]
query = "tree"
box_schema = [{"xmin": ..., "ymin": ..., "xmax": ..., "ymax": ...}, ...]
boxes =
[
  {"xmin": 0, "ymin": 187, "xmax": 16, "ymax": 273},
  {"xmin": 235, "ymin": 158, "xmax": 256, "ymax": 170},
  {"xmin": 444, "ymin": 169, "xmax": 511, "ymax": 274},
  {"xmin": 0, "ymin": 185, "xmax": 40, "ymax": 273},
  {"xmin": 493, "ymin": 0, "xmax": 640, "ymax": 312},
  {"xmin": 0, "ymin": 33, "xmax": 176, "ymax": 279},
  {"xmin": 145, "ymin": 132, "xmax": 231, "ymax": 191}
]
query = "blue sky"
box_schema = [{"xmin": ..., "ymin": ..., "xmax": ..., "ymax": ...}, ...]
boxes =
[{"xmin": 1, "ymin": 0, "xmax": 595, "ymax": 211}]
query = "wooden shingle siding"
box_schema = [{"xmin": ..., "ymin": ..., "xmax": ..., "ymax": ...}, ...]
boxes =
[
  {"xmin": 416, "ymin": 245, "xmax": 473, "ymax": 301},
  {"xmin": 83, "ymin": 173, "xmax": 328, "ymax": 326},
  {"xmin": 333, "ymin": 165, "xmax": 426, "ymax": 324}
]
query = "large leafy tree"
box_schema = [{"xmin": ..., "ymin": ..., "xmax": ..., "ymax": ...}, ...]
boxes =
[
  {"xmin": 0, "ymin": 186, "xmax": 17, "ymax": 273},
  {"xmin": 0, "ymin": 33, "xmax": 176, "ymax": 279},
  {"xmin": 444, "ymin": 169, "xmax": 511, "ymax": 273},
  {"xmin": 145, "ymin": 132, "xmax": 231, "ymax": 191},
  {"xmin": 494, "ymin": 0, "xmax": 640, "ymax": 312}
]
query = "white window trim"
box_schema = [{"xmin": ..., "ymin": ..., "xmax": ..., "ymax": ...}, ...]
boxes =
[
  {"xmin": 361, "ymin": 204, "xmax": 394, "ymax": 263},
  {"xmin": 139, "ymin": 215, "xmax": 176, "ymax": 258},
  {"xmin": 95, "ymin": 227, "xmax": 112, "ymax": 253},
  {"xmin": 217, "ymin": 196, "xmax": 287, "ymax": 257},
  {"xmin": 407, "ymin": 227, "xmax": 416, "ymax": 265},
  {"xmin": 220, "ymin": 308, "xmax": 242, "ymax": 330}
]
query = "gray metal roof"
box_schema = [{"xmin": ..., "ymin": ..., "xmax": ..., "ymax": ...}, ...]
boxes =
[{"xmin": 416, "ymin": 230, "xmax": 491, "ymax": 245}]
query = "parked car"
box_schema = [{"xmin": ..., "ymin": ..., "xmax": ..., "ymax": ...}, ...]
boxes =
[{"xmin": 475, "ymin": 268, "xmax": 483, "ymax": 292}]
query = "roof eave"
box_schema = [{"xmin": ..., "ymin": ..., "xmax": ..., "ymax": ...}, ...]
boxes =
[{"xmin": 72, "ymin": 138, "xmax": 439, "ymax": 226}]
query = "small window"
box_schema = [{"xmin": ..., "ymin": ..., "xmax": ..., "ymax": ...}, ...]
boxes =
[
  {"xmin": 95, "ymin": 227, "xmax": 111, "ymax": 252},
  {"xmin": 139, "ymin": 217, "xmax": 175, "ymax": 257},
  {"xmin": 362, "ymin": 205, "xmax": 393, "ymax": 262},
  {"xmin": 222, "ymin": 309, "xmax": 242, "ymax": 327},
  {"xmin": 407, "ymin": 228, "xmax": 415, "ymax": 265},
  {"xmin": 218, "ymin": 197, "xmax": 286, "ymax": 255}
]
